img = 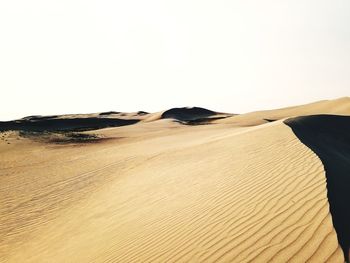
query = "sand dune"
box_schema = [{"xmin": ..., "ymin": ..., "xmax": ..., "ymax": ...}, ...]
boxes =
[
  {"xmin": 1, "ymin": 98, "xmax": 349, "ymax": 262},
  {"xmin": 0, "ymin": 117, "xmax": 139, "ymax": 133},
  {"xmin": 285, "ymin": 115, "xmax": 350, "ymax": 261},
  {"xmin": 216, "ymin": 97, "xmax": 350, "ymax": 127},
  {"xmin": 161, "ymin": 106, "xmax": 216, "ymax": 120},
  {"xmin": 0, "ymin": 107, "xmax": 232, "ymax": 133}
]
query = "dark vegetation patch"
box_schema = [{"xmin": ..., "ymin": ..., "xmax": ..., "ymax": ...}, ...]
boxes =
[
  {"xmin": 285, "ymin": 115, "xmax": 350, "ymax": 261},
  {"xmin": 0, "ymin": 116, "xmax": 137, "ymax": 145},
  {"xmin": 19, "ymin": 130, "xmax": 105, "ymax": 144}
]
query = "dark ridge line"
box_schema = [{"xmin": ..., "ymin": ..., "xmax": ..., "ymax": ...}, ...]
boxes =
[
  {"xmin": 284, "ymin": 114, "xmax": 350, "ymax": 262},
  {"xmin": 99, "ymin": 111, "xmax": 121, "ymax": 116}
]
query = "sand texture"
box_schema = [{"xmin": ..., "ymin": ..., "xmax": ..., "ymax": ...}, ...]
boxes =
[{"xmin": 1, "ymin": 98, "xmax": 349, "ymax": 262}]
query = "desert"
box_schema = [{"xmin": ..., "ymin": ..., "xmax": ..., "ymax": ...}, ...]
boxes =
[{"xmin": 1, "ymin": 98, "xmax": 350, "ymax": 262}]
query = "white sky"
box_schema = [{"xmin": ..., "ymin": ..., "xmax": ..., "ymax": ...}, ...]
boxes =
[{"xmin": 0, "ymin": 0, "xmax": 349, "ymax": 120}]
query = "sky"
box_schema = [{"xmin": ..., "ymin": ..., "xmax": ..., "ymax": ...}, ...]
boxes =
[{"xmin": 0, "ymin": 0, "xmax": 349, "ymax": 120}]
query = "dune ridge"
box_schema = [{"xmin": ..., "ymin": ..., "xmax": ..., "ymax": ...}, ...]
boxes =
[
  {"xmin": 216, "ymin": 97, "xmax": 350, "ymax": 126},
  {"xmin": 0, "ymin": 120, "xmax": 343, "ymax": 262},
  {"xmin": 0, "ymin": 107, "xmax": 232, "ymax": 133},
  {"xmin": 161, "ymin": 107, "xmax": 217, "ymax": 121},
  {"xmin": 1, "ymin": 98, "xmax": 350, "ymax": 262},
  {"xmin": 285, "ymin": 115, "xmax": 350, "ymax": 261}
]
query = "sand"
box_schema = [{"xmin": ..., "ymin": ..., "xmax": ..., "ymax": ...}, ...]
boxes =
[
  {"xmin": 285, "ymin": 115, "xmax": 350, "ymax": 261},
  {"xmin": 0, "ymin": 98, "xmax": 349, "ymax": 262},
  {"xmin": 215, "ymin": 97, "xmax": 350, "ymax": 126}
]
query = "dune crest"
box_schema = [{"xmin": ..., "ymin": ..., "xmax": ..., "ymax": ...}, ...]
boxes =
[
  {"xmin": 0, "ymin": 121, "xmax": 343, "ymax": 262},
  {"xmin": 216, "ymin": 97, "xmax": 350, "ymax": 126},
  {"xmin": 285, "ymin": 115, "xmax": 350, "ymax": 261},
  {"xmin": 1, "ymin": 98, "xmax": 349, "ymax": 262},
  {"xmin": 161, "ymin": 107, "xmax": 216, "ymax": 120}
]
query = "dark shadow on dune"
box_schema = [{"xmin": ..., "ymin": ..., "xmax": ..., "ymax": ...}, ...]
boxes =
[
  {"xmin": 137, "ymin": 111, "xmax": 149, "ymax": 115},
  {"xmin": 161, "ymin": 107, "xmax": 216, "ymax": 121},
  {"xmin": 0, "ymin": 117, "xmax": 139, "ymax": 132},
  {"xmin": 263, "ymin": 118, "xmax": 276, "ymax": 123},
  {"xmin": 99, "ymin": 111, "xmax": 121, "ymax": 116},
  {"xmin": 285, "ymin": 115, "xmax": 350, "ymax": 261}
]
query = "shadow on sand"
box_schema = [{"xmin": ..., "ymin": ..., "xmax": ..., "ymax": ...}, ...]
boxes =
[
  {"xmin": 0, "ymin": 117, "xmax": 139, "ymax": 133},
  {"xmin": 285, "ymin": 115, "xmax": 350, "ymax": 262},
  {"xmin": 161, "ymin": 107, "xmax": 216, "ymax": 121}
]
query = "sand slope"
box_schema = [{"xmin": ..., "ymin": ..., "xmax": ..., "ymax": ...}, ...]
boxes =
[
  {"xmin": 286, "ymin": 115, "xmax": 350, "ymax": 261},
  {"xmin": 0, "ymin": 116, "xmax": 344, "ymax": 262},
  {"xmin": 216, "ymin": 97, "xmax": 350, "ymax": 126}
]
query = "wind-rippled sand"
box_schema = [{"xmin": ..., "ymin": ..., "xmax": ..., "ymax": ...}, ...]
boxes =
[{"xmin": 1, "ymin": 98, "xmax": 349, "ymax": 262}]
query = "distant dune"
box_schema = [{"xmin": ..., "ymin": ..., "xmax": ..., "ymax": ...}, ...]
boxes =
[
  {"xmin": 0, "ymin": 117, "xmax": 139, "ymax": 132},
  {"xmin": 0, "ymin": 107, "xmax": 232, "ymax": 132},
  {"xmin": 0, "ymin": 97, "xmax": 349, "ymax": 262},
  {"xmin": 216, "ymin": 97, "xmax": 350, "ymax": 126},
  {"xmin": 161, "ymin": 107, "xmax": 216, "ymax": 120}
]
